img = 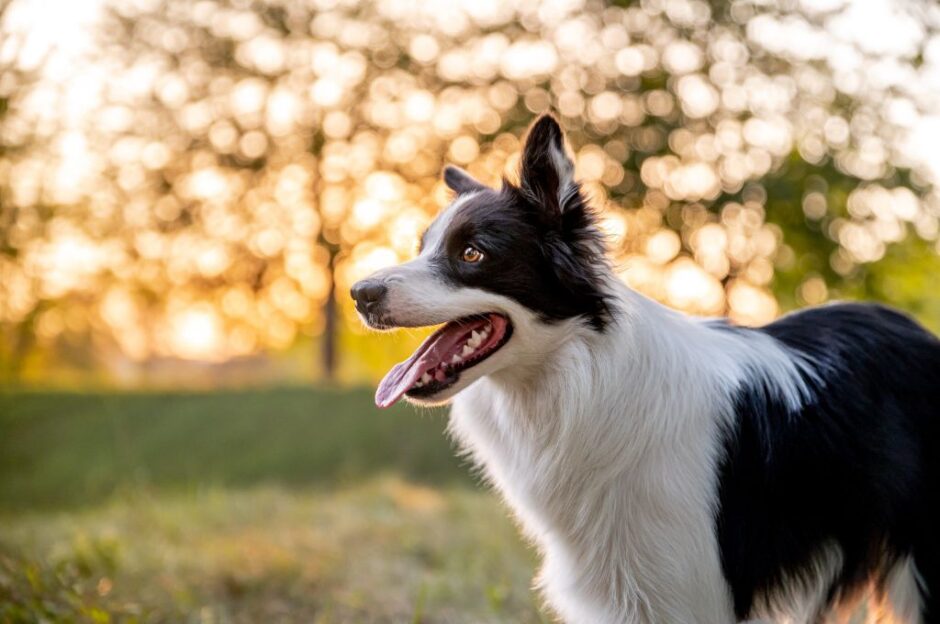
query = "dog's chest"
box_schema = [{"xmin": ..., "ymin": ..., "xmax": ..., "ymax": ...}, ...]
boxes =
[
  {"xmin": 448, "ymin": 383, "xmax": 735, "ymax": 623},
  {"xmin": 448, "ymin": 385, "xmax": 599, "ymax": 536}
]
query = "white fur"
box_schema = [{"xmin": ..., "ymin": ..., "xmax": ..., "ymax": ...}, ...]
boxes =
[
  {"xmin": 547, "ymin": 137, "xmax": 576, "ymax": 209},
  {"xmin": 883, "ymin": 557, "xmax": 925, "ymax": 624}
]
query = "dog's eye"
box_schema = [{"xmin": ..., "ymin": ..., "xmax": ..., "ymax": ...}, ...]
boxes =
[{"xmin": 460, "ymin": 245, "xmax": 484, "ymax": 263}]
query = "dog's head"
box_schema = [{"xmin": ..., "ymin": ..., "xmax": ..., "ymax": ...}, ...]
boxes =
[{"xmin": 352, "ymin": 115, "xmax": 612, "ymax": 407}]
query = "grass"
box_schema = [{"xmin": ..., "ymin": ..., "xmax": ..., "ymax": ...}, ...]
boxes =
[
  {"xmin": 0, "ymin": 388, "xmax": 546, "ymax": 623},
  {"xmin": 0, "ymin": 387, "xmax": 470, "ymax": 510}
]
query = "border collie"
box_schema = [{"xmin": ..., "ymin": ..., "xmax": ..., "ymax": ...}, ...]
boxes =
[{"xmin": 351, "ymin": 115, "xmax": 940, "ymax": 623}]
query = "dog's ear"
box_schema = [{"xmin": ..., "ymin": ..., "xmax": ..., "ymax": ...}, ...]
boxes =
[
  {"xmin": 444, "ymin": 165, "xmax": 486, "ymax": 195},
  {"xmin": 519, "ymin": 114, "xmax": 576, "ymax": 219},
  {"xmin": 519, "ymin": 115, "xmax": 609, "ymax": 327}
]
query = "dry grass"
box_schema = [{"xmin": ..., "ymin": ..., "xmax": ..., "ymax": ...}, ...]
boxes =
[
  {"xmin": 1, "ymin": 478, "xmax": 547, "ymax": 623},
  {"xmin": 0, "ymin": 388, "xmax": 546, "ymax": 622}
]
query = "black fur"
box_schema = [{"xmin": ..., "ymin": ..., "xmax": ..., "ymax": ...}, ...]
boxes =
[
  {"xmin": 716, "ymin": 303, "xmax": 940, "ymax": 620},
  {"xmin": 517, "ymin": 114, "xmax": 571, "ymax": 218},
  {"xmin": 433, "ymin": 115, "xmax": 611, "ymax": 330},
  {"xmin": 443, "ymin": 165, "xmax": 486, "ymax": 195}
]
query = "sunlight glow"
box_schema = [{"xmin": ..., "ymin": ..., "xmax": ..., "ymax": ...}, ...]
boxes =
[
  {"xmin": 2, "ymin": 0, "xmax": 939, "ymax": 372},
  {"xmin": 168, "ymin": 306, "xmax": 224, "ymax": 361}
]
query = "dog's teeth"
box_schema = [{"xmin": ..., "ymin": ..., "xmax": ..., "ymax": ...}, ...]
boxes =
[
  {"xmin": 421, "ymin": 373, "xmax": 432, "ymax": 384},
  {"xmin": 462, "ymin": 344, "xmax": 474, "ymax": 357},
  {"xmin": 470, "ymin": 330, "xmax": 481, "ymax": 344},
  {"xmin": 434, "ymin": 369, "xmax": 447, "ymax": 382},
  {"xmin": 451, "ymin": 354, "xmax": 462, "ymax": 364}
]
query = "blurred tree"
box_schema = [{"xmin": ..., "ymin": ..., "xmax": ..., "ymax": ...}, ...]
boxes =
[
  {"xmin": 1, "ymin": 0, "xmax": 938, "ymax": 383},
  {"xmin": 0, "ymin": 0, "xmax": 17, "ymax": 379},
  {"xmin": 0, "ymin": 0, "xmax": 42, "ymax": 380}
]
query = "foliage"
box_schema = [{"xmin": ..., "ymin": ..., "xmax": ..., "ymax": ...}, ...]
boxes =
[{"xmin": 0, "ymin": 0, "xmax": 938, "ymax": 381}]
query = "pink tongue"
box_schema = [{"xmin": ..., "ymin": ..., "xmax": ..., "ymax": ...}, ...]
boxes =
[{"xmin": 375, "ymin": 319, "xmax": 483, "ymax": 408}]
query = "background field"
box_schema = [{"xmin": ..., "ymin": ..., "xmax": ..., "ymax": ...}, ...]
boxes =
[{"xmin": 0, "ymin": 388, "xmax": 545, "ymax": 623}]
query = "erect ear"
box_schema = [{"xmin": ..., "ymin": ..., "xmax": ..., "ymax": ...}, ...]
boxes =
[
  {"xmin": 519, "ymin": 114, "xmax": 576, "ymax": 217},
  {"xmin": 443, "ymin": 165, "xmax": 486, "ymax": 195}
]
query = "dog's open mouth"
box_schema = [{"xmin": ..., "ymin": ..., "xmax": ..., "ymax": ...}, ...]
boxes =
[{"xmin": 375, "ymin": 313, "xmax": 512, "ymax": 408}]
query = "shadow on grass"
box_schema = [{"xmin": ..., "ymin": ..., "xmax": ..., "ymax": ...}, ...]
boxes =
[{"xmin": 0, "ymin": 387, "xmax": 472, "ymax": 511}]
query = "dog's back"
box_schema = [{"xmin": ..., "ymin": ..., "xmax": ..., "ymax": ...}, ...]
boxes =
[{"xmin": 716, "ymin": 302, "xmax": 940, "ymax": 621}]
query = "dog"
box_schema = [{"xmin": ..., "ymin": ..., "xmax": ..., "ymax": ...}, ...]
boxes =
[{"xmin": 351, "ymin": 114, "xmax": 940, "ymax": 623}]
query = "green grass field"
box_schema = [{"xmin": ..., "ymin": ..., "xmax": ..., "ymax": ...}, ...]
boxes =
[{"xmin": 0, "ymin": 388, "xmax": 546, "ymax": 623}]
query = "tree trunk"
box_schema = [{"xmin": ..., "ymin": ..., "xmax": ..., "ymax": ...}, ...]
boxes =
[
  {"xmin": 322, "ymin": 274, "xmax": 336, "ymax": 381},
  {"xmin": 319, "ymin": 240, "xmax": 340, "ymax": 381}
]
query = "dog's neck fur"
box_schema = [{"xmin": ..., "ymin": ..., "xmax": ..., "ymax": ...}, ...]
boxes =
[{"xmin": 447, "ymin": 281, "xmax": 811, "ymax": 624}]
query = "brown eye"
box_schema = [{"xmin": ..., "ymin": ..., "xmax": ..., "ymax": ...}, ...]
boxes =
[{"xmin": 461, "ymin": 245, "xmax": 484, "ymax": 263}]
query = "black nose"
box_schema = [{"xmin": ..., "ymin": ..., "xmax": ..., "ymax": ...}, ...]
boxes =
[{"xmin": 350, "ymin": 279, "xmax": 387, "ymax": 311}]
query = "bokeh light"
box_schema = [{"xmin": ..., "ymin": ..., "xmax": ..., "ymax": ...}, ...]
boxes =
[{"xmin": 1, "ymin": 0, "xmax": 939, "ymax": 383}]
